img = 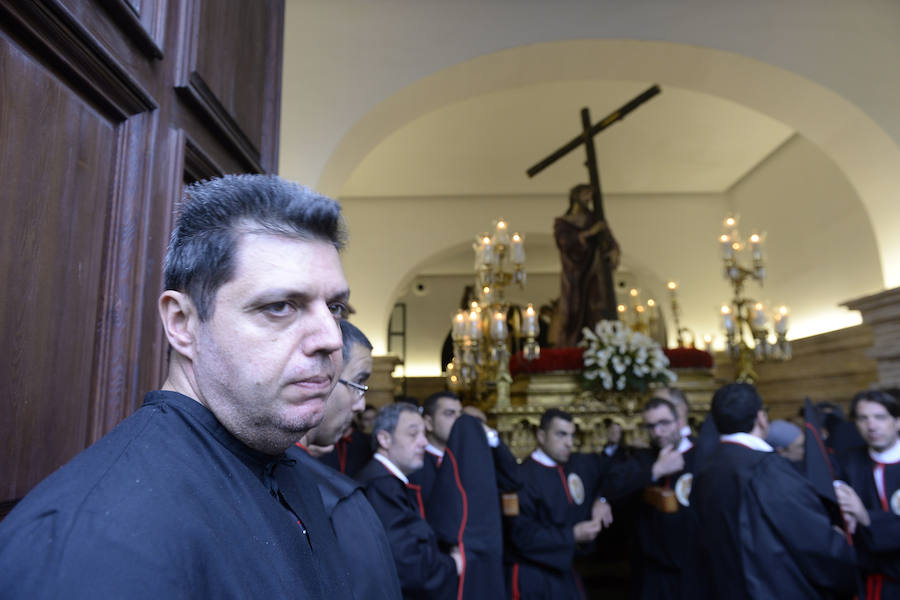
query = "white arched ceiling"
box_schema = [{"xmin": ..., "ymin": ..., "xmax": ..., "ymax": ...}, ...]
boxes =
[{"xmin": 279, "ymin": 3, "xmax": 900, "ymax": 366}]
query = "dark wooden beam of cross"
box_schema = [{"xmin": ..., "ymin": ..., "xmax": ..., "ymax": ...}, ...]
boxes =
[
  {"xmin": 526, "ymin": 84, "xmax": 661, "ymax": 221},
  {"xmin": 526, "ymin": 84, "xmax": 661, "ymax": 325}
]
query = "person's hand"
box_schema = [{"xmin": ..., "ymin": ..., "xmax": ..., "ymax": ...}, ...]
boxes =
[
  {"xmin": 835, "ymin": 482, "xmax": 870, "ymax": 527},
  {"xmin": 591, "ymin": 498, "xmax": 613, "ymax": 528},
  {"xmin": 304, "ymin": 443, "xmax": 334, "ymax": 458},
  {"xmin": 651, "ymin": 445, "xmax": 685, "ymax": 481},
  {"xmin": 449, "ymin": 545, "xmax": 463, "ymax": 575},
  {"xmin": 573, "ymin": 519, "xmax": 602, "ymax": 543},
  {"xmin": 842, "ymin": 511, "xmax": 858, "ymax": 535}
]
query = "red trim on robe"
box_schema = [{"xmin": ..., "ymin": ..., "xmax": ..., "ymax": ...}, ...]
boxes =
[
  {"xmin": 443, "ymin": 448, "xmax": 468, "ymax": 600},
  {"xmin": 556, "ymin": 466, "xmax": 573, "ymax": 504}
]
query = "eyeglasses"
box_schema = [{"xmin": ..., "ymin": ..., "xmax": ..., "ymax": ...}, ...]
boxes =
[
  {"xmin": 339, "ymin": 378, "xmax": 368, "ymax": 398},
  {"xmin": 641, "ymin": 418, "xmax": 675, "ymax": 431}
]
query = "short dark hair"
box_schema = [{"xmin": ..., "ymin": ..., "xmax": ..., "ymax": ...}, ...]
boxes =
[
  {"xmin": 164, "ymin": 175, "xmax": 345, "ymax": 321},
  {"xmin": 422, "ymin": 391, "xmax": 460, "ymax": 419},
  {"xmin": 653, "ymin": 386, "xmax": 688, "ymax": 411},
  {"xmin": 643, "ymin": 396, "xmax": 677, "ymax": 419},
  {"xmin": 850, "ymin": 389, "xmax": 900, "ymax": 419},
  {"xmin": 711, "ymin": 383, "xmax": 763, "ymax": 434},
  {"xmin": 339, "ymin": 320, "xmax": 372, "ymax": 363},
  {"xmin": 372, "ymin": 403, "xmax": 421, "ymax": 451},
  {"xmin": 540, "ymin": 408, "xmax": 573, "ymax": 431}
]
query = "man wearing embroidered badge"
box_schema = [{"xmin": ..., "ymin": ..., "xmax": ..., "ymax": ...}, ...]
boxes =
[
  {"xmin": 835, "ymin": 390, "xmax": 900, "ymax": 600},
  {"xmin": 506, "ymin": 408, "xmax": 613, "ymax": 599}
]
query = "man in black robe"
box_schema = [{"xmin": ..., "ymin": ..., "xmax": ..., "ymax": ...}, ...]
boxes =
[
  {"xmin": 318, "ymin": 424, "xmax": 372, "ymax": 476},
  {"xmin": 291, "ymin": 319, "xmax": 402, "ymax": 600},
  {"xmin": 624, "ymin": 397, "xmax": 707, "ymax": 600},
  {"xmin": 357, "ymin": 402, "xmax": 462, "ymax": 599},
  {"xmin": 408, "ymin": 391, "xmax": 464, "ymax": 502},
  {"xmin": 693, "ymin": 383, "xmax": 857, "ymax": 599},
  {"xmin": 506, "ymin": 408, "xmax": 619, "ymax": 599},
  {"xmin": 835, "ymin": 390, "xmax": 900, "ymax": 600},
  {"xmin": 0, "ymin": 175, "xmax": 355, "ymax": 598}
]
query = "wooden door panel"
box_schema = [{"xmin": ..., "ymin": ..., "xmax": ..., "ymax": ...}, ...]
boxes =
[{"xmin": 0, "ymin": 32, "xmax": 120, "ymax": 501}]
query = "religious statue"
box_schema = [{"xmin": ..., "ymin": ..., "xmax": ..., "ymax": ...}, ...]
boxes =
[{"xmin": 554, "ymin": 183, "xmax": 620, "ymax": 347}]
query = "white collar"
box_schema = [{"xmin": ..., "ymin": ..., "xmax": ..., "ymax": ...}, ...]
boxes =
[
  {"xmin": 374, "ymin": 453, "xmax": 409, "ymax": 483},
  {"xmin": 720, "ymin": 432, "xmax": 774, "ymax": 452},
  {"xmin": 531, "ymin": 448, "xmax": 558, "ymax": 467},
  {"xmin": 681, "ymin": 425, "xmax": 692, "ymax": 438},
  {"xmin": 677, "ymin": 436, "xmax": 694, "ymax": 454},
  {"xmin": 425, "ymin": 443, "xmax": 444, "ymax": 458},
  {"xmin": 869, "ymin": 439, "xmax": 900, "ymax": 464},
  {"xmin": 604, "ymin": 443, "xmax": 618, "ymax": 456}
]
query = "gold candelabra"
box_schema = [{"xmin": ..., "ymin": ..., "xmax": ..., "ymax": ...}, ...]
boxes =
[
  {"xmin": 718, "ymin": 215, "xmax": 790, "ymax": 383},
  {"xmin": 447, "ymin": 219, "xmax": 539, "ymax": 408},
  {"xmin": 616, "ymin": 288, "xmax": 659, "ymax": 337}
]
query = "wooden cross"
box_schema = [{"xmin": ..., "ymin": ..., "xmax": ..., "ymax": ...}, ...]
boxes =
[{"xmin": 526, "ymin": 84, "xmax": 661, "ymax": 322}]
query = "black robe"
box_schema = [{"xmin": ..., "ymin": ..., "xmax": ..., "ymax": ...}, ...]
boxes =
[
  {"xmin": 408, "ymin": 446, "xmax": 442, "ymax": 505},
  {"xmin": 0, "ymin": 391, "xmax": 352, "ymax": 599},
  {"xmin": 693, "ymin": 441, "xmax": 857, "ymax": 600},
  {"xmin": 425, "ymin": 414, "xmax": 506, "ymax": 600},
  {"xmin": 319, "ymin": 427, "xmax": 372, "ymax": 477},
  {"xmin": 506, "ymin": 452, "xmax": 608, "ymax": 600},
  {"xmin": 289, "ymin": 445, "xmax": 402, "ymax": 600},
  {"xmin": 837, "ymin": 446, "xmax": 900, "ymax": 600},
  {"xmin": 357, "ymin": 458, "xmax": 458, "ymax": 600},
  {"xmin": 625, "ymin": 446, "xmax": 708, "ymax": 600}
]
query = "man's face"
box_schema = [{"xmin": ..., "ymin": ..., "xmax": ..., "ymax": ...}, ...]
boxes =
[
  {"xmin": 653, "ymin": 390, "xmax": 688, "ymax": 430},
  {"xmin": 855, "ymin": 400, "xmax": 900, "ymax": 452},
  {"xmin": 356, "ymin": 408, "xmax": 376, "ymax": 434},
  {"xmin": 425, "ymin": 396, "xmax": 463, "ymax": 447},
  {"xmin": 606, "ymin": 422, "xmax": 622, "ymax": 445},
  {"xmin": 308, "ymin": 342, "xmax": 372, "ymax": 447},
  {"xmin": 643, "ymin": 405, "xmax": 681, "ymax": 449},
  {"xmin": 777, "ymin": 433, "xmax": 805, "ymax": 462},
  {"xmin": 191, "ymin": 234, "xmax": 348, "ymax": 453},
  {"xmin": 381, "ymin": 410, "xmax": 428, "ymax": 475},
  {"xmin": 537, "ymin": 417, "xmax": 575, "ymax": 465}
]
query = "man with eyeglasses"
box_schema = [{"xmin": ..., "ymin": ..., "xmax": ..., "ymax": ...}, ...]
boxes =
[
  {"xmin": 312, "ymin": 323, "xmax": 374, "ymax": 477},
  {"xmin": 290, "ymin": 320, "xmax": 402, "ymax": 600},
  {"xmin": 692, "ymin": 383, "xmax": 856, "ymax": 599},
  {"xmin": 621, "ymin": 396, "xmax": 707, "ymax": 600}
]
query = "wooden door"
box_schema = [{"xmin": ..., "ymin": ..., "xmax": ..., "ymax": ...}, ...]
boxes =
[{"xmin": 0, "ymin": 0, "xmax": 285, "ymax": 516}]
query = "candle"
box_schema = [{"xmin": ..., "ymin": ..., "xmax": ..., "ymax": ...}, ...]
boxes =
[
  {"xmin": 491, "ymin": 311, "xmax": 508, "ymax": 341},
  {"xmin": 468, "ymin": 309, "xmax": 482, "ymax": 340},
  {"xmin": 617, "ymin": 304, "xmax": 627, "ymax": 314},
  {"xmin": 721, "ymin": 305, "xmax": 734, "ymax": 334},
  {"xmin": 752, "ymin": 302, "xmax": 767, "ymax": 329},
  {"xmin": 724, "ymin": 215, "xmax": 737, "ymax": 229},
  {"xmin": 703, "ymin": 334, "xmax": 713, "ymax": 349},
  {"xmin": 775, "ymin": 306, "xmax": 789, "ymax": 335},
  {"xmin": 493, "ymin": 219, "xmax": 510, "ymax": 247},
  {"xmin": 510, "ymin": 233, "xmax": 526, "ymax": 264},
  {"xmin": 720, "ymin": 234, "xmax": 733, "ymax": 260},
  {"xmin": 480, "ymin": 235, "xmax": 494, "ymax": 266},
  {"xmin": 481, "ymin": 286, "xmax": 492, "ymax": 305},
  {"xmin": 452, "ymin": 310, "xmax": 466, "ymax": 338},
  {"xmin": 667, "ymin": 281, "xmax": 678, "ymax": 291},
  {"xmin": 523, "ymin": 304, "xmax": 538, "ymax": 337},
  {"xmin": 749, "ymin": 232, "xmax": 762, "ymax": 261}
]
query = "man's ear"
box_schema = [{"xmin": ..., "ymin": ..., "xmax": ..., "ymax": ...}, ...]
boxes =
[
  {"xmin": 159, "ymin": 290, "xmax": 199, "ymax": 360},
  {"xmin": 423, "ymin": 414, "xmax": 434, "ymax": 433},
  {"xmin": 376, "ymin": 430, "xmax": 392, "ymax": 453},
  {"xmin": 536, "ymin": 428, "xmax": 546, "ymax": 447}
]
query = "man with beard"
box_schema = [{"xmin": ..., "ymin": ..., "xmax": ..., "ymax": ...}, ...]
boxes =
[
  {"xmin": 626, "ymin": 396, "xmax": 707, "ymax": 600},
  {"xmin": 0, "ymin": 175, "xmax": 353, "ymax": 598}
]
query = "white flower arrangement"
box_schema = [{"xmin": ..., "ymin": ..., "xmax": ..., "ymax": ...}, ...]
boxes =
[{"xmin": 579, "ymin": 320, "xmax": 676, "ymax": 393}]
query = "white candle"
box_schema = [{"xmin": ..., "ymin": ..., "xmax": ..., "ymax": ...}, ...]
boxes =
[
  {"xmin": 493, "ymin": 219, "xmax": 510, "ymax": 247},
  {"xmin": 510, "ymin": 233, "xmax": 525, "ymax": 264},
  {"xmin": 468, "ymin": 310, "xmax": 482, "ymax": 340},
  {"xmin": 491, "ymin": 311, "xmax": 508, "ymax": 341},
  {"xmin": 775, "ymin": 306, "xmax": 789, "ymax": 335},
  {"xmin": 749, "ymin": 233, "xmax": 762, "ymax": 261},
  {"xmin": 752, "ymin": 303, "xmax": 767, "ymax": 329},
  {"xmin": 480, "ymin": 236, "xmax": 494, "ymax": 266},
  {"xmin": 721, "ymin": 305, "xmax": 734, "ymax": 334},
  {"xmin": 523, "ymin": 304, "xmax": 537, "ymax": 337},
  {"xmin": 720, "ymin": 234, "xmax": 733, "ymax": 260},
  {"xmin": 452, "ymin": 310, "xmax": 466, "ymax": 338}
]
